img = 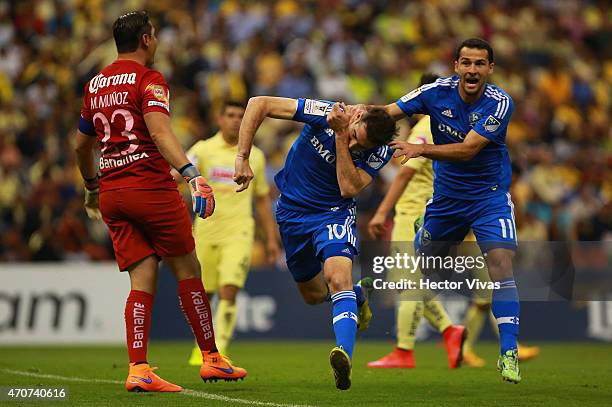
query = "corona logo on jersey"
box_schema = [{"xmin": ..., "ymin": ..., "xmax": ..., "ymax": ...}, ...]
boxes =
[{"xmin": 88, "ymin": 72, "xmax": 136, "ymax": 94}]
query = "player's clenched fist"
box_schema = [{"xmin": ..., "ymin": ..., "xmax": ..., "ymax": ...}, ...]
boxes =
[
  {"xmin": 233, "ymin": 154, "xmax": 254, "ymax": 192},
  {"xmin": 180, "ymin": 163, "xmax": 215, "ymax": 219},
  {"xmin": 389, "ymin": 140, "xmax": 425, "ymax": 165},
  {"xmin": 327, "ymin": 102, "xmax": 350, "ymax": 136}
]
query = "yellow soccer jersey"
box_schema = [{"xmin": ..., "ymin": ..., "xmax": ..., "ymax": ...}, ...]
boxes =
[
  {"xmin": 395, "ymin": 115, "xmax": 434, "ymax": 215},
  {"xmin": 188, "ymin": 132, "xmax": 269, "ymax": 242}
]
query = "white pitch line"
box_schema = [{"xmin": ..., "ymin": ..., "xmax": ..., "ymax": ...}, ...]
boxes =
[{"xmin": 0, "ymin": 368, "xmax": 317, "ymax": 407}]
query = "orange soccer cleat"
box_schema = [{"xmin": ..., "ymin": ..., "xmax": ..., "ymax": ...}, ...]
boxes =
[
  {"xmin": 518, "ymin": 344, "xmax": 541, "ymax": 362},
  {"xmin": 367, "ymin": 348, "xmax": 416, "ymax": 368},
  {"xmin": 125, "ymin": 363, "xmax": 182, "ymax": 392},
  {"xmin": 200, "ymin": 351, "xmax": 247, "ymax": 382},
  {"xmin": 442, "ymin": 325, "xmax": 467, "ymax": 369},
  {"xmin": 462, "ymin": 350, "xmax": 486, "ymax": 367}
]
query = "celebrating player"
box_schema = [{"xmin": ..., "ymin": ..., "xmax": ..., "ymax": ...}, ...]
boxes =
[
  {"xmin": 367, "ymin": 73, "xmax": 467, "ymax": 370},
  {"xmin": 74, "ymin": 11, "xmax": 246, "ymax": 392},
  {"xmin": 186, "ymin": 101, "xmax": 279, "ymax": 364},
  {"xmin": 373, "ymin": 38, "xmax": 522, "ymax": 383},
  {"xmin": 234, "ymin": 96, "xmax": 397, "ymax": 390}
]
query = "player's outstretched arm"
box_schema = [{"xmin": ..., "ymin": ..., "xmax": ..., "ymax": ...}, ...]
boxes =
[
  {"xmin": 391, "ymin": 130, "xmax": 490, "ymax": 164},
  {"xmin": 350, "ymin": 103, "xmax": 407, "ymax": 122},
  {"xmin": 144, "ymin": 111, "xmax": 215, "ymax": 219},
  {"xmin": 234, "ymin": 96, "xmax": 298, "ymax": 192},
  {"xmin": 368, "ymin": 166, "xmax": 416, "ymax": 239},
  {"xmin": 383, "ymin": 103, "xmax": 409, "ymax": 122}
]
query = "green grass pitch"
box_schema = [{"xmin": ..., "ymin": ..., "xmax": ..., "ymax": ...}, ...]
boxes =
[{"xmin": 1, "ymin": 341, "xmax": 611, "ymax": 406}]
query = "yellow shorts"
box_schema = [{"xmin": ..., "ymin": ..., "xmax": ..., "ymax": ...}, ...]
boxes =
[
  {"xmin": 195, "ymin": 238, "xmax": 253, "ymax": 293},
  {"xmin": 391, "ymin": 211, "xmax": 422, "ymax": 242}
]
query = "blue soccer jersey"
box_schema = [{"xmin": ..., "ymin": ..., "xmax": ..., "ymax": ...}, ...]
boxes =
[
  {"xmin": 395, "ymin": 76, "xmax": 514, "ymax": 200},
  {"xmin": 275, "ymin": 98, "xmax": 393, "ymax": 212},
  {"xmin": 274, "ymin": 98, "xmax": 393, "ymax": 282}
]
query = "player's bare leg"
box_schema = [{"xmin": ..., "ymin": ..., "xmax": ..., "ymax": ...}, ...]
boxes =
[
  {"xmin": 296, "ymin": 271, "xmax": 329, "ymax": 304},
  {"xmin": 297, "ymin": 268, "xmax": 372, "ymax": 330},
  {"xmin": 166, "ymin": 252, "xmax": 247, "ymax": 382},
  {"xmin": 125, "ymin": 255, "xmax": 182, "ymax": 392},
  {"xmin": 486, "ymin": 248, "xmax": 521, "ymax": 383},
  {"xmin": 324, "ymin": 256, "xmax": 356, "ymax": 390}
]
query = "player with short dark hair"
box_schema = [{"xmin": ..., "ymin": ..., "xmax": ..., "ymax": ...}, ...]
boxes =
[
  {"xmin": 234, "ymin": 96, "xmax": 397, "ymax": 390},
  {"xmin": 376, "ymin": 38, "xmax": 523, "ymax": 383},
  {"xmin": 74, "ymin": 11, "xmax": 246, "ymax": 392}
]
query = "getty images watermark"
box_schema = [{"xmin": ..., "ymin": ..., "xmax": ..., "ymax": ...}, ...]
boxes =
[{"xmin": 370, "ymin": 252, "xmax": 501, "ymax": 291}]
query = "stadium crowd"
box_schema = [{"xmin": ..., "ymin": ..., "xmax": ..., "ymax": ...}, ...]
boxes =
[{"xmin": 0, "ymin": 0, "xmax": 610, "ymax": 263}]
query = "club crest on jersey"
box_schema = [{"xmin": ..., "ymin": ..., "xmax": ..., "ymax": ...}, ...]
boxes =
[
  {"xmin": 484, "ymin": 115, "xmax": 501, "ymax": 132},
  {"xmin": 419, "ymin": 227, "xmax": 431, "ymax": 248},
  {"xmin": 146, "ymin": 84, "xmax": 169, "ymax": 103},
  {"xmin": 304, "ymin": 99, "xmax": 332, "ymax": 116},
  {"xmin": 367, "ymin": 153, "xmax": 383, "ymax": 169},
  {"xmin": 469, "ymin": 112, "xmax": 481, "ymax": 127}
]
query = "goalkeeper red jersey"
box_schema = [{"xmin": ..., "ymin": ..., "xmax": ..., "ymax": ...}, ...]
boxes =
[{"xmin": 80, "ymin": 59, "xmax": 176, "ymax": 192}]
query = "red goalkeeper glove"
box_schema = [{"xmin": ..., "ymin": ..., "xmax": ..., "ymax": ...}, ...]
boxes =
[{"xmin": 180, "ymin": 163, "xmax": 215, "ymax": 219}]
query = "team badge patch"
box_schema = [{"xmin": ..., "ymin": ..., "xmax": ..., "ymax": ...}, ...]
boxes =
[
  {"xmin": 400, "ymin": 88, "xmax": 421, "ymax": 103},
  {"xmin": 420, "ymin": 227, "xmax": 431, "ymax": 248},
  {"xmin": 304, "ymin": 99, "xmax": 331, "ymax": 116},
  {"xmin": 367, "ymin": 153, "xmax": 383, "ymax": 169},
  {"xmin": 146, "ymin": 84, "xmax": 169, "ymax": 103},
  {"xmin": 469, "ymin": 112, "xmax": 481, "ymax": 127},
  {"xmin": 484, "ymin": 115, "xmax": 501, "ymax": 132}
]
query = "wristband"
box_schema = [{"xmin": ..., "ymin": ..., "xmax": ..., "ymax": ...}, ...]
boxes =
[
  {"xmin": 179, "ymin": 163, "xmax": 200, "ymax": 181},
  {"xmin": 83, "ymin": 173, "xmax": 100, "ymax": 190},
  {"xmin": 83, "ymin": 174, "xmax": 99, "ymax": 183}
]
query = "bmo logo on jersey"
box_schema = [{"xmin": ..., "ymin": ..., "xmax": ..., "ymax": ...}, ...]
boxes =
[
  {"xmin": 438, "ymin": 123, "xmax": 467, "ymax": 141},
  {"xmin": 310, "ymin": 135, "xmax": 336, "ymax": 164}
]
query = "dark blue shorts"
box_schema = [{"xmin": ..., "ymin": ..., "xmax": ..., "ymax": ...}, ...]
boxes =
[
  {"xmin": 416, "ymin": 191, "xmax": 518, "ymax": 255},
  {"xmin": 277, "ymin": 204, "xmax": 358, "ymax": 283}
]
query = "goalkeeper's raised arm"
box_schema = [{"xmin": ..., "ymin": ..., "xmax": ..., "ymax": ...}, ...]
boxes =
[{"xmin": 234, "ymin": 96, "xmax": 298, "ymax": 192}]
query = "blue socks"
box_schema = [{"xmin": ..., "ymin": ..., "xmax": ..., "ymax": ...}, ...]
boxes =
[
  {"xmin": 353, "ymin": 284, "xmax": 365, "ymax": 306},
  {"xmin": 492, "ymin": 278, "xmax": 520, "ymax": 354},
  {"xmin": 326, "ymin": 284, "xmax": 365, "ymax": 306},
  {"xmin": 331, "ymin": 290, "xmax": 358, "ymax": 359}
]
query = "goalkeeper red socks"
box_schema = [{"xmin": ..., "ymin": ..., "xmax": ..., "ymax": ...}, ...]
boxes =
[
  {"xmin": 124, "ymin": 290, "xmax": 153, "ymax": 364},
  {"xmin": 178, "ymin": 278, "xmax": 218, "ymax": 353}
]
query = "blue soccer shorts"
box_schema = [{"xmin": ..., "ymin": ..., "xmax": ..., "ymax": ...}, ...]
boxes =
[
  {"xmin": 416, "ymin": 191, "xmax": 518, "ymax": 256},
  {"xmin": 277, "ymin": 204, "xmax": 358, "ymax": 283}
]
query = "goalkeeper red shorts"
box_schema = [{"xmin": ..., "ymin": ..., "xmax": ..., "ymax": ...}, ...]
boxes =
[{"xmin": 99, "ymin": 188, "xmax": 195, "ymax": 271}]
